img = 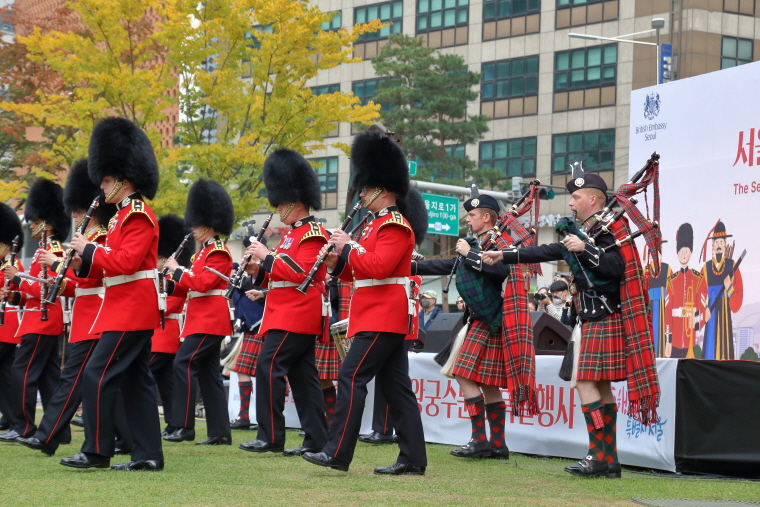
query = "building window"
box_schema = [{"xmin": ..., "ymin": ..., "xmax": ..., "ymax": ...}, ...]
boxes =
[
  {"xmin": 482, "ymin": 56, "xmax": 539, "ymax": 102},
  {"xmin": 245, "ymin": 25, "xmax": 273, "ymax": 51},
  {"xmin": 552, "ymin": 129, "xmax": 615, "ymax": 174},
  {"xmin": 479, "ymin": 138, "xmax": 537, "ymax": 178},
  {"xmin": 416, "ymin": 0, "xmax": 469, "ymax": 33},
  {"xmin": 484, "ymin": 0, "xmax": 540, "ymax": 21},
  {"xmin": 312, "ymin": 84, "xmax": 341, "ymax": 96},
  {"xmin": 555, "ymin": 44, "xmax": 616, "ymax": 91},
  {"xmin": 556, "ymin": 0, "xmax": 604, "ymax": 7},
  {"xmin": 352, "ymin": 78, "xmax": 392, "ymax": 111},
  {"xmin": 321, "ymin": 11, "xmax": 342, "ymax": 31},
  {"xmin": 355, "ymin": 1, "xmax": 403, "ymax": 41},
  {"xmin": 311, "ymin": 157, "xmax": 339, "ymax": 209},
  {"xmin": 723, "ymin": 0, "xmax": 755, "ymax": 16},
  {"xmin": 721, "ymin": 36, "xmax": 753, "ymax": 69},
  {"xmin": 555, "ymin": 0, "xmax": 618, "ymax": 30}
]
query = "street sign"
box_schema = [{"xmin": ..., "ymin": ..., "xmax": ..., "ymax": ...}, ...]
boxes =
[
  {"xmin": 408, "ymin": 161, "xmax": 417, "ymax": 177},
  {"xmin": 660, "ymin": 44, "xmax": 672, "ymax": 84},
  {"xmin": 422, "ymin": 192, "xmax": 459, "ymax": 237}
]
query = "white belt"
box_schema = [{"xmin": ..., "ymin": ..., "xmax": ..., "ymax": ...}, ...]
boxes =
[
  {"xmin": 354, "ymin": 277, "xmax": 409, "ymax": 289},
  {"xmin": 75, "ymin": 287, "xmax": 105, "ymax": 297},
  {"xmin": 269, "ymin": 281, "xmax": 299, "ymax": 289},
  {"xmin": 189, "ymin": 289, "xmax": 226, "ymax": 299},
  {"xmin": 671, "ymin": 307, "xmax": 695, "ymax": 317},
  {"xmin": 166, "ymin": 313, "xmax": 182, "ymax": 321},
  {"xmin": 103, "ymin": 270, "xmax": 157, "ymax": 288}
]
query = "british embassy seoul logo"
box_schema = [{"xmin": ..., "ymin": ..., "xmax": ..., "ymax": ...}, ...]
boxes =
[
  {"xmin": 644, "ymin": 92, "xmax": 661, "ymax": 120},
  {"xmin": 635, "ymin": 92, "xmax": 666, "ymax": 142}
]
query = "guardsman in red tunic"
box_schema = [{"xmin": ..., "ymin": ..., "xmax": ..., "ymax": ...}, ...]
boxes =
[
  {"xmin": 665, "ymin": 223, "xmax": 703, "ymax": 358},
  {"xmin": 238, "ymin": 148, "xmax": 330, "ymax": 456},
  {"xmin": 150, "ymin": 214, "xmax": 195, "ymax": 437},
  {"xmin": 60, "ymin": 117, "xmax": 164, "ymax": 471},
  {"xmin": 163, "ymin": 179, "xmax": 234, "ymax": 446},
  {"xmin": 303, "ymin": 130, "xmax": 427, "ymax": 475},
  {"xmin": 0, "ymin": 178, "xmax": 69, "ymax": 443},
  {"xmin": 0, "ymin": 203, "xmax": 25, "ymax": 432},
  {"xmin": 16, "ymin": 159, "xmax": 132, "ymax": 456}
]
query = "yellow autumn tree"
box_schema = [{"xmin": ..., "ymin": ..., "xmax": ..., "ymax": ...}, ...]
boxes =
[
  {"xmin": 159, "ymin": 0, "xmax": 382, "ymax": 218},
  {"xmin": 1, "ymin": 0, "xmax": 382, "ymax": 220}
]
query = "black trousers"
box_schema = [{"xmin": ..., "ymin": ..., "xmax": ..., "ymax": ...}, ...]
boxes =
[
  {"xmin": 34, "ymin": 339, "xmax": 133, "ymax": 452},
  {"xmin": 255, "ymin": 329, "xmax": 327, "ymax": 449},
  {"xmin": 81, "ymin": 330, "xmax": 162, "ymax": 461},
  {"xmin": 323, "ymin": 332, "xmax": 426, "ymax": 466},
  {"xmin": 150, "ymin": 351, "xmax": 176, "ymax": 432},
  {"xmin": 371, "ymin": 340, "xmax": 414, "ymax": 435},
  {"xmin": 0, "ymin": 342, "xmax": 16, "ymax": 427},
  {"xmin": 170, "ymin": 334, "xmax": 230, "ymax": 438},
  {"xmin": 10, "ymin": 334, "xmax": 64, "ymax": 438}
]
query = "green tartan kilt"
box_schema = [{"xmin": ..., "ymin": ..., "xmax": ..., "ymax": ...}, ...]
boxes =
[
  {"xmin": 451, "ymin": 320, "xmax": 509, "ymax": 387},
  {"xmin": 577, "ymin": 311, "xmax": 627, "ymax": 381}
]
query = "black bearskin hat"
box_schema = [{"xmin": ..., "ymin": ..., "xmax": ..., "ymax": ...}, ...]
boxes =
[
  {"xmin": 350, "ymin": 130, "xmax": 409, "ymax": 198},
  {"xmin": 64, "ymin": 159, "xmax": 117, "ymax": 226},
  {"xmin": 0, "ymin": 203, "xmax": 24, "ymax": 251},
  {"xmin": 24, "ymin": 177, "xmax": 71, "ymax": 239},
  {"xmin": 88, "ymin": 117, "xmax": 159, "ymax": 199},
  {"xmin": 262, "ymin": 148, "xmax": 322, "ymax": 210},
  {"xmin": 397, "ymin": 189, "xmax": 427, "ymax": 246},
  {"xmin": 158, "ymin": 214, "xmax": 195, "ymax": 267},
  {"xmin": 185, "ymin": 178, "xmax": 235, "ymax": 236},
  {"xmin": 676, "ymin": 223, "xmax": 693, "ymax": 253}
]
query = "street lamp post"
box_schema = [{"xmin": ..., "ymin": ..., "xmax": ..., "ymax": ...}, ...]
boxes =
[{"xmin": 652, "ymin": 18, "xmax": 665, "ymax": 85}]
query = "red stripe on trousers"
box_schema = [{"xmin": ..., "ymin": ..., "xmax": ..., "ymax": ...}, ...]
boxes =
[
  {"xmin": 184, "ymin": 335, "xmax": 208, "ymax": 428},
  {"xmin": 95, "ymin": 332, "xmax": 127, "ymax": 455},
  {"xmin": 334, "ymin": 333, "xmax": 380, "ymax": 457}
]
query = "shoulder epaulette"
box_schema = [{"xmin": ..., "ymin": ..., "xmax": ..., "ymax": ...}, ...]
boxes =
[
  {"xmin": 667, "ymin": 271, "xmax": 679, "ymax": 281},
  {"xmin": 377, "ymin": 211, "xmax": 412, "ymax": 232},
  {"xmin": 210, "ymin": 239, "xmax": 232, "ymax": 258},
  {"xmin": 88, "ymin": 224, "xmax": 108, "ymax": 242},
  {"xmin": 47, "ymin": 240, "xmax": 64, "ymax": 254},
  {"xmin": 691, "ymin": 268, "xmax": 701, "ymax": 276},
  {"xmin": 124, "ymin": 199, "xmax": 155, "ymax": 226},
  {"xmin": 300, "ymin": 222, "xmax": 329, "ymax": 243},
  {"xmin": 190, "ymin": 253, "xmax": 197, "ymax": 264}
]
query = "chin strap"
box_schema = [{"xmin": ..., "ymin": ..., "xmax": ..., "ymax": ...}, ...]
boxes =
[
  {"xmin": 32, "ymin": 220, "xmax": 47, "ymax": 238},
  {"xmin": 105, "ymin": 180, "xmax": 124, "ymax": 203},
  {"xmin": 363, "ymin": 188, "xmax": 384, "ymax": 208},
  {"xmin": 280, "ymin": 202, "xmax": 296, "ymax": 222},
  {"xmin": 196, "ymin": 226, "xmax": 209, "ymax": 243}
]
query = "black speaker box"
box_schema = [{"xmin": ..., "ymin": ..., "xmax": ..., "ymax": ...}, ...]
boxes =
[
  {"xmin": 530, "ymin": 311, "xmax": 571, "ymax": 355},
  {"xmin": 423, "ymin": 313, "xmax": 464, "ymax": 353}
]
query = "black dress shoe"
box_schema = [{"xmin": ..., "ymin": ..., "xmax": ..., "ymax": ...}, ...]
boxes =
[
  {"xmin": 488, "ymin": 445, "xmax": 510, "ymax": 460},
  {"xmin": 564, "ymin": 456, "xmax": 608, "ymax": 477},
  {"xmin": 0, "ymin": 429, "xmax": 21, "ymax": 442},
  {"xmin": 230, "ymin": 418, "xmax": 251, "ymax": 430},
  {"xmin": 358, "ymin": 431, "xmax": 396, "ymax": 444},
  {"xmin": 0, "ymin": 420, "xmax": 10, "ymax": 431},
  {"xmin": 60, "ymin": 452, "xmax": 110, "ymax": 469},
  {"xmin": 238, "ymin": 439, "xmax": 284, "ymax": 453},
  {"xmin": 302, "ymin": 451, "xmax": 349, "ymax": 472},
  {"xmin": 282, "ymin": 445, "xmax": 318, "ymax": 457},
  {"xmin": 298, "ymin": 430, "xmax": 306, "ymax": 437},
  {"xmin": 111, "ymin": 459, "xmax": 164, "ymax": 471},
  {"xmin": 374, "ymin": 462, "xmax": 426, "ymax": 475},
  {"xmin": 16, "ymin": 436, "xmax": 55, "ymax": 456},
  {"xmin": 196, "ymin": 436, "xmax": 232, "ymax": 445},
  {"xmin": 606, "ymin": 462, "xmax": 622, "ymax": 479},
  {"xmin": 163, "ymin": 428, "xmax": 195, "ymax": 442},
  {"xmin": 114, "ymin": 448, "xmax": 132, "ymax": 455},
  {"xmin": 70, "ymin": 416, "xmax": 84, "ymax": 427},
  {"xmin": 450, "ymin": 440, "xmax": 491, "ymax": 459}
]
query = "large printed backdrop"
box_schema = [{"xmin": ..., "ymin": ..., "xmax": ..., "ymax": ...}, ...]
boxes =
[{"xmin": 629, "ymin": 62, "xmax": 760, "ymax": 361}]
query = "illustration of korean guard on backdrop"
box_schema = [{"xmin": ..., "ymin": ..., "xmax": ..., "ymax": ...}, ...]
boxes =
[{"xmin": 645, "ymin": 243, "xmax": 671, "ymax": 358}]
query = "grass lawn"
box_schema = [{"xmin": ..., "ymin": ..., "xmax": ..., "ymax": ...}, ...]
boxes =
[{"xmin": 1, "ymin": 419, "xmax": 758, "ymax": 507}]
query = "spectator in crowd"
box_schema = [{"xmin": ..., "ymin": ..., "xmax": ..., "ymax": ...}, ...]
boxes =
[
  {"xmin": 533, "ymin": 285, "xmax": 550, "ymax": 312},
  {"xmin": 419, "ymin": 290, "xmax": 443, "ymax": 332},
  {"xmin": 455, "ymin": 297, "xmax": 465, "ymax": 313},
  {"xmin": 545, "ymin": 280, "xmax": 573, "ymax": 330}
]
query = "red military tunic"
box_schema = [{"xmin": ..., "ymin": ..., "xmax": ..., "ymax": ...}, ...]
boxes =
[
  {"xmin": 12, "ymin": 237, "xmax": 64, "ymax": 337},
  {"xmin": 256, "ymin": 216, "xmax": 329, "ymax": 336},
  {"xmin": 333, "ymin": 207, "xmax": 414, "ymax": 338},
  {"xmin": 151, "ymin": 292, "xmax": 184, "ymax": 353},
  {"xmin": 0, "ymin": 257, "xmax": 24, "ymax": 344},
  {"xmin": 78, "ymin": 195, "xmax": 160, "ymax": 334},
  {"xmin": 57, "ymin": 225, "xmax": 107, "ymax": 343},
  {"xmin": 665, "ymin": 267, "xmax": 704, "ymax": 352},
  {"xmin": 170, "ymin": 238, "xmax": 233, "ymax": 338}
]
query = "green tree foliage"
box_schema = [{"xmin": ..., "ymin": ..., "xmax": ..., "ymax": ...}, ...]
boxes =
[{"xmin": 740, "ymin": 346, "xmax": 759, "ymax": 361}]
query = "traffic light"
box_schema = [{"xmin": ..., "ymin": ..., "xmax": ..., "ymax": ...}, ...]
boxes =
[{"xmin": 539, "ymin": 188, "xmax": 555, "ymax": 200}]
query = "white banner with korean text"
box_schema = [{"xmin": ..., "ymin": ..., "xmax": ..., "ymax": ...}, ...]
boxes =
[{"xmin": 229, "ymin": 354, "xmax": 676, "ymax": 471}]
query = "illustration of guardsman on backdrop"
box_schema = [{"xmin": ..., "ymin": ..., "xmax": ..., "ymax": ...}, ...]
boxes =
[
  {"xmin": 644, "ymin": 242, "xmax": 671, "ymax": 358},
  {"xmin": 697, "ymin": 220, "xmax": 744, "ymax": 360},
  {"xmin": 665, "ymin": 223, "xmax": 704, "ymax": 358}
]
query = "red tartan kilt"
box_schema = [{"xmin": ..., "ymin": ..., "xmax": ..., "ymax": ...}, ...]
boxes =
[
  {"xmin": 315, "ymin": 340, "xmax": 341, "ymax": 380},
  {"xmin": 577, "ymin": 312, "xmax": 627, "ymax": 381},
  {"xmin": 451, "ymin": 320, "xmax": 509, "ymax": 388},
  {"xmin": 233, "ymin": 332, "xmax": 264, "ymax": 376}
]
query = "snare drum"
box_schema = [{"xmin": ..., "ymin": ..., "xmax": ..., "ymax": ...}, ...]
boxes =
[{"xmin": 329, "ymin": 319, "xmax": 352, "ymax": 359}]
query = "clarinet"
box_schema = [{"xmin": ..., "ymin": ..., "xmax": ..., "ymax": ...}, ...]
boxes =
[
  {"xmin": 224, "ymin": 212, "xmax": 274, "ymax": 300},
  {"xmin": 157, "ymin": 231, "xmax": 194, "ymax": 329},
  {"xmin": 443, "ymin": 225, "xmax": 471, "ymax": 294},
  {"xmin": 46, "ymin": 197, "xmax": 100, "ymax": 305},
  {"xmin": 0, "ymin": 235, "xmax": 20, "ymax": 326},
  {"xmin": 40, "ymin": 227, "xmax": 49, "ymax": 321},
  {"xmin": 297, "ymin": 202, "xmax": 362, "ymax": 295}
]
